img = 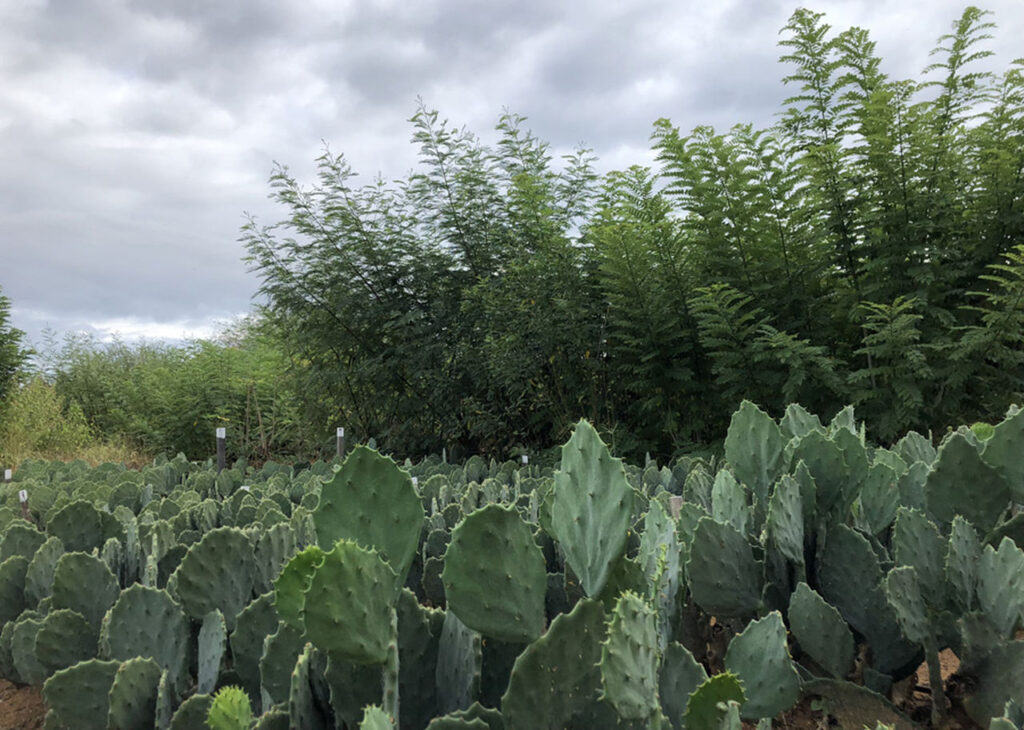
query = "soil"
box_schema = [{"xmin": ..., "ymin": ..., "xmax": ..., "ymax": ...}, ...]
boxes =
[{"xmin": 0, "ymin": 680, "xmax": 46, "ymax": 730}]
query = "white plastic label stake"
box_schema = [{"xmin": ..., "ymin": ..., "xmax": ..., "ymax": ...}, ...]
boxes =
[
  {"xmin": 18, "ymin": 490, "xmax": 28, "ymax": 503},
  {"xmin": 337, "ymin": 427, "xmax": 345, "ymax": 437},
  {"xmin": 521, "ymin": 454, "xmax": 529, "ymax": 465},
  {"xmin": 3, "ymin": 469, "xmax": 11, "ymax": 481},
  {"xmin": 411, "ymin": 477, "xmax": 418, "ymax": 487},
  {"xmin": 216, "ymin": 428, "xmax": 226, "ymax": 439},
  {"xmin": 240, "ymin": 485, "xmax": 251, "ymax": 492}
]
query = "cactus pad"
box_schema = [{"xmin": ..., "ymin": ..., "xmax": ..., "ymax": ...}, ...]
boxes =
[
  {"xmin": 787, "ymin": 582, "xmax": 854, "ymax": 679},
  {"xmin": 43, "ymin": 658, "xmax": 121, "ymax": 730},
  {"xmin": 51, "ymin": 551, "xmax": 119, "ymax": 630},
  {"xmin": 686, "ymin": 517, "xmax": 763, "ymax": 617},
  {"xmin": 724, "ymin": 611, "xmax": 800, "ymax": 719},
  {"xmin": 599, "ymin": 591, "xmax": 660, "ymax": 720},
  {"xmin": 169, "ymin": 526, "xmax": 255, "ymax": 630},
  {"xmin": 100, "ymin": 584, "xmax": 189, "ymax": 692},
  {"xmin": 107, "ymin": 656, "xmax": 162, "ymax": 730},
  {"xmin": 35, "ymin": 608, "xmax": 97, "ymax": 675}
]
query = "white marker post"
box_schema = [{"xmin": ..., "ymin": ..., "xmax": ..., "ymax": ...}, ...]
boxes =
[
  {"xmin": 216, "ymin": 428, "xmax": 227, "ymax": 473},
  {"xmin": 18, "ymin": 489, "xmax": 30, "ymax": 522},
  {"xmin": 3, "ymin": 468, "xmax": 11, "ymax": 483},
  {"xmin": 411, "ymin": 476, "xmax": 419, "ymax": 490},
  {"xmin": 336, "ymin": 427, "xmax": 346, "ymax": 458}
]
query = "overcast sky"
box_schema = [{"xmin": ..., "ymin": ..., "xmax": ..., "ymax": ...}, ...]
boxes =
[{"xmin": 2, "ymin": 1, "xmax": 1022, "ymax": 347}]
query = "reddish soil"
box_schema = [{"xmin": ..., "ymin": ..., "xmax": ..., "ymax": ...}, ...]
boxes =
[{"xmin": 0, "ymin": 680, "xmax": 46, "ymax": 730}]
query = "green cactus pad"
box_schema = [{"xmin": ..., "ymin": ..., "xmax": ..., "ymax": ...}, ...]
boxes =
[
  {"xmin": 0, "ymin": 555, "xmax": 28, "ymax": 624},
  {"xmin": 858, "ymin": 464, "xmax": 900, "ymax": 535},
  {"xmin": 599, "ymin": 591, "xmax": 659, "ymax": 720},
  {"xmin": 767, "ymin": 474, "xmax": 804, "ymax": 568},
  {"xmin": 360, "ymin": 705, "xmax": 395, "ymax": 730},
  {"xmin": 45, "ymin": 500, "xmax": 104, "ymax": 553},
  {"xmin": 314, "ymin": 445, "xmax": 424, "ymax": 591},
  {"xmin": 100, "ymin": 584, "xmax": 189, "ymax": 692},
  {"xmin": 442, "ymin": 504, "xmax": 546, "ymax": 643},
  {"xmin": 946, "ymin": 516, "xmax": 982, "ymax": 613},
  {"xmin": 638, "ymin": 500, "xmax": 681, "ymax": 650},
  {"xmin": 925, "ymin": 433, "xmax": 1010, "ymax": 530},
  {"xmin": 981, "ymin": 406, "xmax": 1024, "ymax": 501},
  {"xmin": 436, "ymin": 610, "xmax": 482, "ymax": 714},
  {"xmin": 254, "ymin": 522, "xmax": 298, "ymax": 595},
  {"xmin": 724, "ymin": 400, "xmax": 785, "ymax": 504},
  {"xmin": 199, "ymin": 609, "xmax": 227, "ymax": 695},
  {"xmin": 683, "ymin": 672, "xmax": 745, "ymax": 730},
  {"xmin": 790, "ymin": 430, "xmax": 846, "ymax": 517},
  {"xmin": 397, "ymin": 588, "xmax": 442, "ymax": 729},
  {"xmin": 301, "ymin": 540, "xmax": 396, "ymax": 664},
  {"xmin": 0, "ymin": 521, "xmax": 46, "ymax": 561},
  {"xmin": 230, "ymin": 591, "xmax": 281, "ymax": 703},
  {"xmin": 169, "ymin": 526, "xmax": 255, "ymax": 630},
  {"xmin": 426, "ymin": 717, "xmax": 488, "ymax": 730},
  {"xmin": 780, "ymin": 402, "xmax": 824, "ymax": 441},
  {"xmin": 169, "ymin": 693, "xmax": 213, "ymax": 730},
  {"xmin": 818, "ymin": 525, "xmax": 920, "ymax": 677},
  {"xmin": 977, "ymin": 537, "xmax": 1024, "ymax": 638},
  {"xmin": 502, "ymin": 598, "xmax": 617, "ymax": 729},
  {"xmin": 711, "ymin": 469, "xmax": 749, "ymax": 535},
  {"xmin": 259, "ymin": 621, "xmax": 305, "ymax": 706},
  {"xmin": 11, "ymin": 616, "xmax": 47, "ymax": 684},
  {"xmin": 207, "ymin": 685, "xmax": 254, "ymax": 730},
  {"xmin": 35, "ymin": 609, "xmax": 97, "ymax": 675},
  {"xmin": 892, "ymin": 508, "xmax": 947, "ymax": 603},
  {"xmin": 883, "ymin": 566, "xmax": 931, "ymax": 647},
  {"xmin": 723, "ymin": 611, "xmax": 800, "ymax": 719},
  {"xmin": 686, "ymin": 517, "xmax": 763, "ymax": 617},
  {"xmin": 24, "ymin": 536, "xmax": 64, "ymax": 607},
  {"xmin": 787, "ymin": 582, "xmax": 854, "ymax": 679},
  {"xmin": 289, "ymin": 643, "xmax": 329, "ymax": 730},
  {"xmin": 802, "ymin": 678, "xmax": 918, "ymax": 729},
  {"xmin": 323, "ymin": 653, "xmax": 382, "ymax": 730},
  {"xmin": 658, "ymin": 642, "xmax": 707, "ymax": 727},
  {"xmin": 43, "ymin": 658, "xmax": 122, "ymax": 730},
  {"xmin": 273, "ymin": 544, "xmax": 324, "ymax": 632},
  {"xmin": 107, "ymin": 656, "xmax": 162, "ymax": 730},
  {"xmin": 549, "ymin": 419, "xmax": 634, "ymax": 598},
  {"xmin": 51, "ymin": 551, "xmax": 119, "ymax": 630}
]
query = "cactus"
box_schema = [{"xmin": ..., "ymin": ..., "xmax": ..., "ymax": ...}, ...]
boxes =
[
  {"xmin": 766, "ymin": 473, "xmax": 805, "ymax": 579},
  {"xmin": 35, "ymin": 608, "xmax": 97, "ymax": 675},
  {"xmin": 978, "ymin": 537, "xmax": 1024, "ymax": 638},
  {"xmin": 925, "ymin": 433, "xmax": 1010, "ymax": 531},
  {"xmin": 965, "ymin": 641, "xmax": 1024, "ymax": 726},
  {"xmin": 289, "ymin": 643, "xmax": 329, "ymax": 730},
  {"xmin": 169, "ymin": 692, "xmax": 213, "ymax": 729},
  {"xmin": 199, "ymin": 608, "xmax": 227, "ymax": 695},
  {"xmin": 274, "ymin": 544, "xmax": 325, "ymax": 632},
  {"xmin": 0, "ymin": 521, "xmax": 46, "ymax": 561},
  {"xmin": 253, "ymin": 522, "xmax": 297, "ymax": 595},
  {"xmin": 686, "ymin": 517, "xmax": 763, "ymax": 618},
  {"xmin": 787, "ymin": 582, "xmax": 854, "ymax": 679},
  {"xmin": 723, "ymin": 400, "xmax": 785, "ymax": 507},
  {"xmin": 45, "ymin": 499, "xmax": 104, "ymax": 553},
  {"xmin": 711, "ymin": 469, "xmax": 749, "ymax": 535},
  {"xmin": 0, "ymin": 554, "xmax": 28, "ymax": 624},
  {"xmin": 42, "ymin": 658, "xmax": 122, "ymax": 730},
  {"xmin": 436, "ymin": 610, "xmax": 481, "ymax": 715},
  {"xmin": 441, "ymin": 504, "xmax": 546, "ymax": 643},
  {"xmin": 230, "ymin": 591, "xmax": 281, "ymax": 704},
  {"xmin": 723, "ymin": 611, "xmax": 799, "ymax": 720},
  {"xmin": 397, "ymin": 588, "xmax": 442, "ymax": 730},
  {"xmin": 599, "ymin": 591, "xmax": 661, "ymax": 723},
  {"xmin": 683, "ymin": 673, "xmax": 745, "ymax": 730},
  {"xmin": 324, "ymin": 654, "xmax": 382, "ymax": 730},
  {"xmin": 857, "ymin": 463, "xmax": 900, "ymax": 535},
  {"xmin": 360, "ymin": 705, "xmax": 395, "ymax": 730},
  {"xmin": 637, "ymin": 501, "xmax": 681, "ymax": 651},
  {"xmin": 981, "ymin": 406, "xmax": 1024, "ymax": 500},
  {"xmin": 502, "ymin": 599, "xmax": 618, "ymax": 729},
  {"xmin": 168, "ymin": 526, "xmax": 255, "ymax": 630},
  {"xmin": 100, "ymin": 584, "xmax": 189, "ymax": 693},
  {"xmin": 549, "ymin": 419, "xmax": 634, "ymax": 598},
  {"xmin": 260, "ymin": 621, "xmax": 305, "ymax": 706},
  {"xmin": 658, "ymin": 642, "xmax": 707, "ymax": 727},
  {"xmin": 301, "ymin": 540, "xmax": 397, "ymax": 664},
  {"xmin": 107, "ymin": 656, "xmax": 162, "ymax": 730},
  {"xmin": 207, "ymin": 686, "xmax": 254, "ymax": 730},
  {"xmin": 314, "ymin": 446, "xmax": 424, "ymax": 591},
  {"xmin": 947, "ymin": 515, "xmax": 982, "ymax": 613},
  {"xmin": 11, "ymin": 615, "xmax": 47, "ymax": 684},
  {"xmin": 24, "ymin": 536, "xmax": 63, "ymax": 607},
  {"xmin": 51, "ymin": 551, "xmax": 119, "ymax": 631},
  {"xmin": 790, "ymin": 430, "xmax": 847, "ymax": 518}
]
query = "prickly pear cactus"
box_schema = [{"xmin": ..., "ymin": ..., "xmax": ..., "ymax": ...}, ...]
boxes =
[
  {"xmin": 168, "ymin": 526, "xmax": 255, "ymax": 630},
  {"xmin": 550, "ymin": 419, "xmax": 634, "ymax": 598},
  {"xmin": 100, "ymin": 584, "xmax": 189, "ymax": 692},
  {"xmin": 42, "ymin": 658, "xmax": 122, "ymax": 730},
  {"xmin": 598, "ymin": 591, "xmax": 660, "ymax": 722},
  {"xmin": 442, "ymin": 504, "xmax": 546, "ymax": 643},
  {"xmin": 723, "ymin": 611, "xmax": 800, "ymax": 720}
]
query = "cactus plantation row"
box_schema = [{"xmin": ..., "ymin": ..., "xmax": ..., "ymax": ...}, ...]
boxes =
[{"xmin": 0, "ymin": 402, "xmax": 1022, "ymax": 729}]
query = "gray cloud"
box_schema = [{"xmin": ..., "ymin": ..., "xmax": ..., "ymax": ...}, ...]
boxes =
[{"xmin": 2, "ymin": 0, "xmax": 1022, "ymax": 346}]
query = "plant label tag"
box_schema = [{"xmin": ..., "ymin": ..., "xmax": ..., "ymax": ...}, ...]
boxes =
[
  {"xmin": 240, "ymin": 485, "xmax": 250, "ymax": 492},
  {"xmin": 216, "ymin": 428, "xmax": 226, "ymax": 439},
  {"xmin": 411, "ymin": 477, "xmax": 418, "ymax": 487},
  {"xmin": 337, "ymin": 427, "xmax": 345, "ymax": 437},
  {"xmin": 521, "ymin": 454, "xmax": 529, "ymax": 465},
  {"xmin": 3, "ymin": 469, "xmax": 10, "ymax": 481},
  {"xmin": 18, "ymin": 490, "xmax": 28, "ymax": 503}
]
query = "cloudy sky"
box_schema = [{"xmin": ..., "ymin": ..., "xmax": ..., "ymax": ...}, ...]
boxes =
[{"xmin": 2, "ymin": 0, "xmax": 1022, "ymax": 347}]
